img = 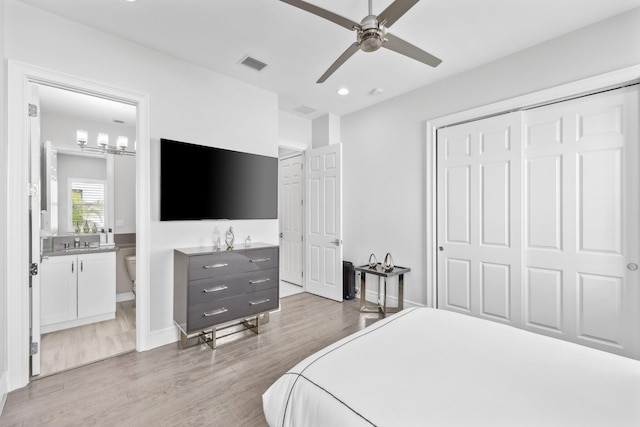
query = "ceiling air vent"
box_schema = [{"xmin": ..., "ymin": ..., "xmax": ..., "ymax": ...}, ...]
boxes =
[
  {"xmin": 239, "ymin": 55, "xmax": 268, "ymax": 72},
  {"xmin": 293, "ymin": 105, "xmax": 316, "ymax": 115}
]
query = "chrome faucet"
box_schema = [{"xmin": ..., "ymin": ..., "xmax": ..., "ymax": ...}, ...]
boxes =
[{"xmin": 74, "ymin": 237, "xmax": 80, "ymax": 248}]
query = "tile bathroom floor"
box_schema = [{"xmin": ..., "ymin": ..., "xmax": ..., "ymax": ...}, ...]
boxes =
[{"xmin": 38, "ymin": 299, "xmax": 136, "ymax": 377}]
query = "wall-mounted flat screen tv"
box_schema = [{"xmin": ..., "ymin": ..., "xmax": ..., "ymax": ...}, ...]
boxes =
[{"xmin": 160, "ymin": 138, "xmax": 278, "ymax": 221}]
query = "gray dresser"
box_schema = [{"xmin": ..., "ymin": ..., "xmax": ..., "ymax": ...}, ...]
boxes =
[{"xmin": 174, "ymin": 243, "xmax": 279, "ymax": 347}]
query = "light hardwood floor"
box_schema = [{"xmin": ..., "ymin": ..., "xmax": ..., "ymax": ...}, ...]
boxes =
[
  {"xmin": 2, "ymin": 293, "xmax": 379, "ymax": 426},
  {"xmin": 39, "ymin": 300, "xmax": 136, "ymax": 377}
]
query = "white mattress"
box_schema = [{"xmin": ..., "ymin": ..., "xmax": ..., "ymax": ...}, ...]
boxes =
[{"xmin": 263, "ymin": 307, "xmax": 640, "ymax": 427}]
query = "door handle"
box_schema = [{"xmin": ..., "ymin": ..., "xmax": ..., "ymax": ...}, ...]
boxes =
[
  {"xmin": 628, "ymin": 263, "xmax": 638, "ymax": 271},
  {"xmin": 279, "ymin": 232, "xmax": 283, "ymax": 238},
  {"xmin": 331, "ymin": 239, "xmax": 342, "ymax": 246}
]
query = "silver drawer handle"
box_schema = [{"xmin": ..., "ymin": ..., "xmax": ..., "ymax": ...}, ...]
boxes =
[
  {"xmin": 203, "ymin": 285, "xmax": 228, "ymax": 293},
  {"xmin": 203, "ymin": 263, "xmax": 228, "ymax": 269},
  {"xmin": 249, "ymin": 278, "xmax": 270, "ymax": 285},
  {"xmin": 250, "ymin": 258, "xmax": 270, "ymax": 263},
  {"xmin": 203, "ymin": 308, "xmax": 228, "ymax": 317},
  {"xmin": 250, "ymin": 298, "xmax": 270, "ymax": 306}
]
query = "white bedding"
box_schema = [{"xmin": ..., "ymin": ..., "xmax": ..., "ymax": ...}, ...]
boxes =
[{"xmin": 263, "ymin": 307, "xmax": 640, "ymax": 427}]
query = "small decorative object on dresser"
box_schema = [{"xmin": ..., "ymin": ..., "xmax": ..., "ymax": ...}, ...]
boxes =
[
  {"xmin": 225, "ymin": 226, "xmax": 235, "ymax": 250},
  {"xmin": 368, "ymin": 253, "xmax": 377, "ymax": 268},
  {"xmin": 173, "ymin": 243, "xmax": 279, "ymax": 349},
  {"xmin": 245, "ymin": 235, "xmax": 252, "ymax": 247},
  {"xmin": 382, "ymin": 252, "xmax": 394, "ymax": 272}
]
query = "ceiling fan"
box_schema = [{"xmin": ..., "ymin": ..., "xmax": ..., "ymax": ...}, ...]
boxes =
[{"xmin": 280, "ymin": 0, "xmax": 442, "ymax": 83}]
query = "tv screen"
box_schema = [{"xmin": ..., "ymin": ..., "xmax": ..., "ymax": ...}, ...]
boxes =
[{"xmin": 160, "ymin": 139, "xmax": 278, "ymax": 221}]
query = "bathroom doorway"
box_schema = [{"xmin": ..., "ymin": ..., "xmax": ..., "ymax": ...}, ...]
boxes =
[
  {"xmin": 278, "ymin": 147, "xmax": 305, "ymax": 298},
  {"xmin": 33, "ymin": 85, "xmax": 138, "ymax": 377}
]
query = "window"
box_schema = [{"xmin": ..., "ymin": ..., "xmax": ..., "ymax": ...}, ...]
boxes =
[{"xmin": 70, "ymin": 180, "xmax": 105, "ymax": 230}]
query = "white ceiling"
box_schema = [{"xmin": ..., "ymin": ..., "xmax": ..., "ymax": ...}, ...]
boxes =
[
  {"xmin": 38, "ymin": 85, "xmax": 137, "ymax": 126},
  {"xmin": 18, "ymin": 0, "xmax": 640, "ymax": 120}
]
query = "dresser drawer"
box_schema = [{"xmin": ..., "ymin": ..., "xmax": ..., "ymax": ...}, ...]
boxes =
[
  {"xmin": 187, "ymin": 288, "xmax": 278, "ymax": 333},
  {"xmin": 188, "ymin": 248, "xmax": 278, "ymax": 281},
  {"xmin": 188, "ymin": 268, "xmax": 278, "ymax": 306}
]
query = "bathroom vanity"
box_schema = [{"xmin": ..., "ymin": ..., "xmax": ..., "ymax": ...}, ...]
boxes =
[
  {"xmin": 40, "ymin": 249, "xmax": 116, "ymax": 333},
  {"xmin": 173, "ymin": 243, "xmax": 279, "ymax": 349}
]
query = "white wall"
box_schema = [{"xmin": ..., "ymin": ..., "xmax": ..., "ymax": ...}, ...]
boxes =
[
  {"xmin": 0, "ymin": 0, "xmax": 8, "ymax": 408},
  {"xmin": 5, "ymin": 0, "xmax": 278, "ymax": 336},
  {"xmin": 341, "ymin": 8, "xmax": 640, "ymax": 307},
  {"xmin": 41, "ymin": 113, "xmax": 137, "ymax": 234},
  {"xmin": 278, "ymin": 111, "xmax": 311, "ymax": 151}
]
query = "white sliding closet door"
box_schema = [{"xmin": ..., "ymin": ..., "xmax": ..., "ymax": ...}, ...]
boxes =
[
  {"xmin": 437, "ymin": 112, "xmax": 523, "ymax": 327},
  {"xmin": 523, "ymin": 86, "xmax": 640, "ymax": 358}
]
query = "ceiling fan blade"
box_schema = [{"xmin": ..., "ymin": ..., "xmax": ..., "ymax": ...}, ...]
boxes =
[
  {"xmin": 377, "ymin": 0, "xmax": 420, "ymax": 28},
  {"xmin": 317, "ymin": 42, "xmax": 360, "ymax": 83},
  {"xmin": 383, "ymin": 33, "xmax": 442, "ymax": 67},
  {"xmin": 280, "ymin": 0, "xmax": 361, "ymax": 31}
]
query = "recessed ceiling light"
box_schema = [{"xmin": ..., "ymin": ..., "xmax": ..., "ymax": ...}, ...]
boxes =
[
  {"xmin": 369, "ymin": 88, "xmax": 383, "ymax": 96},
  {"xmin": 124, "ymin": 0, "xmax": 137, "ymax": 3},
  {"xmin": 337, "ymin": 88, "xmax": 349, "ymax": 96}
]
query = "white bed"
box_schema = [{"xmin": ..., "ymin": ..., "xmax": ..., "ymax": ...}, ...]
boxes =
[{"xmin": 263, "ymin": 307, "xmax": 640, "ymax": 426}]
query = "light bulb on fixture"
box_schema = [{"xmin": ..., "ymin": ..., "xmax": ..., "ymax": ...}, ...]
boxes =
[
  {"xmin": 76, "ymin": 130, "xmax": 88, "ymax": 148},
  {"xmin": 97, "ymin": 133, "xmax": 109, "ymax": 148},
  {"xmin": 117, "ymin": 136, "xmax": 129, "ymax": 149}
]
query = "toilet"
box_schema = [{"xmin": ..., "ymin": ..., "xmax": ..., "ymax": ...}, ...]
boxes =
[{"xmin": 124, "ymin": 255, "xmax": 136, "ymax": 295}]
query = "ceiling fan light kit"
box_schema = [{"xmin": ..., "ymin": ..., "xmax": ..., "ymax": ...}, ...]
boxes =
[{"xmin": 280, "ymin": 0, "xmax": 442, "ymax": 83}]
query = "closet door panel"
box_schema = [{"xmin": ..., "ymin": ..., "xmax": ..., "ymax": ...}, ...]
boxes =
[
  {"xmin": 577, "ymin": 149, "xmax": 622, "ymax": 254},
  {"xmin": 524, "ymin": 267, "xmax": 563, "ymax": 334},
  {"xmin": 525, "ymin": 155, "xmax": 562, "ymax": 251},
  {"xmin": 524, "ymin": 86, "xmax": 639, "ymax": 358},
  {"xmin": 480, "ymin": 262, "xmax": 511, "ymax": 321},
  {"xmin": 438, "ymin": 112, "xmax": 522, "ymax": 326},
  {"xmin": 480, "ymin": 161, "xmax": 510, "ymax": 247}
]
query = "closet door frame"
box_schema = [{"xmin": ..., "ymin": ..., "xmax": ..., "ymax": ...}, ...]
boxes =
[{"xmin": 425, "ymin": 64, "xmax": 640, "ymax": 308}]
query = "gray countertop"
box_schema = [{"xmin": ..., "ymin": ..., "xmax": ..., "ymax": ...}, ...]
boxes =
[{"xmin": 42, "ymin": 246, "xmax": 118, "ymax": 257}]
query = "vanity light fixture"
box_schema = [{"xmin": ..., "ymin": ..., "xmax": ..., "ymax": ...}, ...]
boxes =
[
  {"xmin": 117, "ymin": 136, "xmax": 129, "ymax": 149},
  {"xmin": 76, "ymin": 130, "xmax": 135, "ymax": 156},
  {"xmin": 76, "ymin": 130, "xmax": 88, "ymax": 148},
  {"xmin": 97, "ymin": 133, "xmax": 109, "ymax": 148}
]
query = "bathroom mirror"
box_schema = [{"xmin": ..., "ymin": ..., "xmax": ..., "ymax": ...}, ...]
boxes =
[{"xmin": 41, "ymin": 145, "xmax": 113, "ymax": 236}]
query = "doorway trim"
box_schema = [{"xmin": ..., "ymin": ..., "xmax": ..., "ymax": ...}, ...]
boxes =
[
  {"xmin": 6, "ymin": 60, "xmax": 151, "ymax": 390},
  {"xmin": 425, "ymin": 64, "xmax": 640, "ymax": 309}
]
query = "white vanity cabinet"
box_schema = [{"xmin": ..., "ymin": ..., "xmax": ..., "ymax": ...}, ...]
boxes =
[
  {"xmin": 40, "ymin": 255, "xmax": 78, "ymax": 326},
  {"xmin": 41, "ymin": 251, "xmax": 116, "ymax": 333}
]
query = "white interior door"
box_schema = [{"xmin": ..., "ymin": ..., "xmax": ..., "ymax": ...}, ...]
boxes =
[
  {"xmin": 29, "ymin": 83, "xmax": 42, "ymax": 376},
  {"xmin": 279, "ymin": 154, "xmax": 303, "ymax": 286},
  {"xmin": 437, "ymin": 112, "xmax": 522, "ymax": 327},
  {"xmin": 305, "ymin": 144, "xmax": 343, "ymax": 302},
  {"xmin": 523, "ymin": 86, "xmax": 640, "ymax": 358}
]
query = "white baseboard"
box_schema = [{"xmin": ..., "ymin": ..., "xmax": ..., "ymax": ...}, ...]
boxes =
[
  {"xmin": 362, "ymin": 288, "xmax": 424, "ymax": 309},
  {"xmin": 148, "ymin": 326, "xmax": 179, "ymax": 349},
  {"xmin": 0, "ymin": 370, "xmax": 8, "ymax": 416},
  {"xmin": 116, "ymin": 292, "xmax": 135, "ymax": 303}
]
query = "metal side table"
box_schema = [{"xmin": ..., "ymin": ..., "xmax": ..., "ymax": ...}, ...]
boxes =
[{"xmin": 355, "ymin": 263, "xmax": 411, "ymax": 317}]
